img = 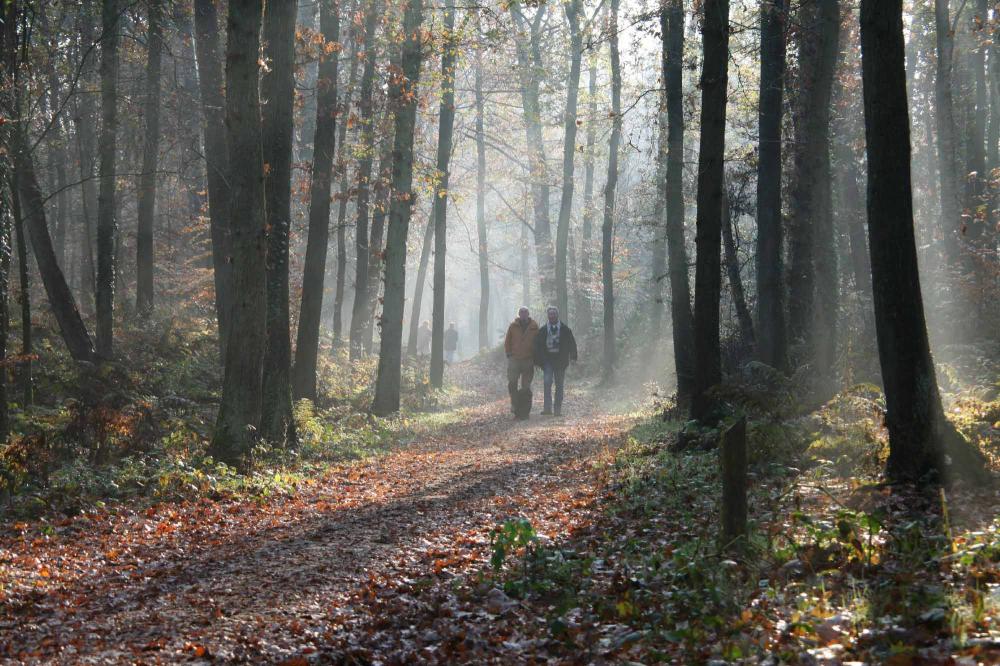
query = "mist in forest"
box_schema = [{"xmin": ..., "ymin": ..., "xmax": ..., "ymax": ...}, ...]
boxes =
[{"xmin": 0, "ymin": 0, "xmax": 995, "ymax": 474}]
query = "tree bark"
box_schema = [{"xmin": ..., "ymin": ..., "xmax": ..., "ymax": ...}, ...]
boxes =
[
  {"xmin": 293, "ymin": 0, "xmax": 340, "ymax": 402},
  {"xmin": 193, "ymin": 0, "xmax": 234, "ymax": 356},
  {"xmin": 755, "ymin": 0, "xmax": 787, "ymax": 370},
  {"xmin": 407, "ymin": 214, "xmax": 433, "ymax": 356},
  {"xmin": 510, "ymin": 3, "xmax": 555, "ymax": 302},
  {"xmin": 650, "ymin": 102, "xmax": 667, "ymax": 339},
  {"xmin": 859, "ymin": 0, "xmax": 972, "ymax": 483},
  {"xmin": 934, "ymin": 0, "xmax": 961, "ymax": 265},
  {"xmin": 963, "ymin": 0, "xmax": 988, "ymax": 248},
  {"xmin": 579, "ymin": 61, "xmax": 597, "ymax": 334},
  {"xmin": 555, "ymin": 0, "xmax": 583, "ymax": 319},
  {"xmin": 11, "ymin": 142, "xmax": 96, "ymax": 364},
  {"xmin": 787, "ymin": 0, "xmax": 839, "ymax": 352},
  {"xmin": 371, "ymin": 0, "xmax": 425, "ymax": 416},
  {"xmin": 474, "ymin": 35, "xmax": 490, "ymax": 351},
  {"xmin": 96, "ymin": 0, "xmax": 120, "ymax": 358},
  {"xmin": 601, "ymin": 0, "xmax": 621, "ymax": 381},
  {"xmin": 429, "ymin": 3, "xmax": 457, "ymax": 388},
  {"xmin": 0, "ymin": 29, "xmax": 10, "ymax": 431},
  {"xmin": 210, "ymin": 0, "xmax": 268, "ymax": 465},
  {"xmin": 722, "ymin": 187, "xmax": 754, "ymax": 347},
  {"xmin": 835, "ymin": 130, "xmax": 873, "ymax": 315},
  {"xmin": 0, "ymin": 179, "xmax": 9, "ymax": 440},
  {"xmin": 2, "ymin": 1, "xmax": 96, "ymax": 366},
  {"xmin": 812, "ymin": 0, "xmax": 841, "ymax": 380},
  {"xmin": 10, "ymin": 184, "xmax": 33, "ymax": 402},
  {"xmin": 330, "ymin": 25, "xmax": 361, "ymax": 348},
  {"xmin": 136, "ymin": 0, "xmax": 162, "ymax": 317},
  {"xmin": 42, "ymin": 31, "xmax": 69, "ymax": 272},
  {"xmin": 348, "ymin": 2, "xmax": 379, "ymax": 360},
  {"xmin": 363, "ymin": 134, "xmax": 393, "ymax": 354},
  {"xmin": 663, "ymin": 0, "xmax": 696, "ymax": 403},
  {"xmin": 989, "ymin": 14, "xmax": 999, "ymax": 262},
  {"xmin": 690, "ymin": 0, "xmax": 729, "ymax": 421},
  {"xmin": 260, "ymin": 0, "xmax": 298, "ymax": 445},
  {"xmin": 72, "ymin": 10, "xmax": 98, "ymax": 312}
]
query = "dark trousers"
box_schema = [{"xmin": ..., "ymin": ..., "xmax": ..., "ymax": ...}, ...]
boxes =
[{"xmin": 543, "ymin": 362, "xmax": 566, "ymax": 413}]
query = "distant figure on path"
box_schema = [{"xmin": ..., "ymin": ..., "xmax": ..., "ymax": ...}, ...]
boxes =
[
  {"xmin": 533, "ymin": 306, "xmax": 578, "ymax": 416},
  {"xmin": 444, "ymin": 322, "xmax": 459, "ymax": 363},
  {"xmin": 416, "ymin": 320, "xmax": 431, "ymax": 356},
  {"xmin": 504, "ymin": 306, "xmax": 540, "ymax": 416}
]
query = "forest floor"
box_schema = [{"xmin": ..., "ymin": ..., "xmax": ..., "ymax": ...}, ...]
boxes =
[
  {"xmin": 3, "ymin": 350, "xmax": 1000, "ymax": 664},
  {"xmin": 0, "ymin": 359, "xmax": 639, "ymax": 664}
]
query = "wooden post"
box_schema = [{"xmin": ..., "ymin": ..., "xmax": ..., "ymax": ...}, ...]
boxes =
[{"xmin": 720, "ymin": 416, "xmax": 748, "ymax": 551}]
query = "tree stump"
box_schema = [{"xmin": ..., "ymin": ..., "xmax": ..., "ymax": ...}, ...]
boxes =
[{"xmin": 720, "ymin": 416, "xmax": 748, "ymax": 551}]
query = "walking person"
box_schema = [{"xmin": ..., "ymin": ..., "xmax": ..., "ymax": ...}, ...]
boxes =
[
  {"xmin": 444, "ymin": 322, "xmax": 459, "ymax": 363},
  {"xmin": 504, "ymin": 306, "xmax": 539, "ymax": 416},
  {"xmin": 533, "ymin": 306, "xmax": 578, "ymax": 416},
  {"xmin": 416, "ymin": 320, "xmax": 431, "ymax": 356}
]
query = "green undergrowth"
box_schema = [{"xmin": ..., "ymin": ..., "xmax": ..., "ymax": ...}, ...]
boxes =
[
  {"xmin": 0, "ymin": 315, "xmax": 471, "ymax": 520},
  {"xmin": 478, "ymin": 370, "xmax": 1000, "ymax": 663}
]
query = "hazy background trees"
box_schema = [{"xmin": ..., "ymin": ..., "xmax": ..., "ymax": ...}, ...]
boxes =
[{"xmin": 0, "ymin": 0, "xmax": 995, "ymax": 477}]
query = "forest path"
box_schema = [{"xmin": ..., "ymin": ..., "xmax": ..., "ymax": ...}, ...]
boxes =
[{"xmin": 1, "ymin": 361, "xmax": 637, "ymax": 663}]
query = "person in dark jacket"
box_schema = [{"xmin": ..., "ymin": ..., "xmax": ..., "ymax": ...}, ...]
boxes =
[
  {"xmin": 444, "ymin": 322, "xmax": 459, "ymax": 363},
  {"xmin": 533, "ymin": 306, "xmax": 578, "ymax": 416}
]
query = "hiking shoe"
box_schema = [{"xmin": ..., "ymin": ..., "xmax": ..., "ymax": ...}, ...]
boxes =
[
  {"xmin": 554, "ymin": 410, "xmax": 562, "ymax": 417},
  {"xmin": 541, "ymin": 410, "xmax": 553, "ymax": 416}
]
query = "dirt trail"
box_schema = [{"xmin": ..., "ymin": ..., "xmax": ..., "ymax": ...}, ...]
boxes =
[{"xmin": 0, "ymin": 364, "xmax": 634, "ymax": 664}]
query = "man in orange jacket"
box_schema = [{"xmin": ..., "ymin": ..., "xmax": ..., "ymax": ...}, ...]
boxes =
[{"xmin": 504, "ymin": 306, "xmax": 540, "ymax": 413}]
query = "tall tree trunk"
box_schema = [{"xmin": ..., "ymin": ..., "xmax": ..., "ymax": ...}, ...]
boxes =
[
  {"xmin": 11, "ymin": 145, "xmax": 95, "ymax": 364},
  {"xmin": 429, "ymin": 3, "xmax": 457, "ymax": 388},
  {"xmin": 650, "ymin": 102, "xmax": 667, "ymax": 339},
  {"xmin": 963, "ymin": 0, "xmax": 993, "ymax": 332},
  {"xmin": 755, "ymin": 0, "xmax": 787, "ymax": 370},
  {"xmin": 690, "ymin": 0, "xmax": 729, "ymax": 421},
  {"xmin": 363, "ymin": 134, "xmax": 392, "ymax": 354},
  {"xmin": 371, "ymin": 0, "xmax": 425, "ymax": 416},
  {"xmin": 348, "ymin": 3, "xmax": 379, "ymax": 360},
  {"xmin": 2, "ymin": 0, "xmax": 96, "ymax": 366},
  {"xmin": 260, "ymin": 0, "xmax": 298, "ymax": 445},
  {"xmin": 330, "ymin": 25, "xmax": 361, "ymax": 348},
  {"xmin": 787, "ymin": 0, "xmax": 839, "ymax": 352},
  {"xmin": 935, "ymin": 0, "xmax": 962, "ymax": 265},
  {"xmin": 96, "ymin": 0, "xmax": 120, "ymax": 358},
  {"xmin": 859, "ymin": 0, "xmax": 981, "ymax": 483},
  {"xmin": 555, "ymin": 0, "xmax": 583, "ymax": 319},
  {"xmin": 521, "ymin": 215, "xmax": 530, "ymax": 305},
  {"xmin": 812, "ymin": 0, "xmax": 841, "ymax": 381},
  {"xmin": 293, "ymin": 0, "xmax": 340, "ymax": 401},
  {"xmin": 407, "ymin": 214, "xmax": 433, "ymax": 356},
  {"xmin": 0, "ymin": 178, "xmax": 9, "ymax": 440},
  {"xmin": 510, "ymin": 3, "xmax": 555, "ymax": 302},
  {"xmin": 579, "ymin": 61, "xmax": 597, "ymax": 333},
  {"xmin": 474, "ymin": 37, "xmax": 490, "ymax": 351},
  {"xmin": 601, "ymin": 0, "xmax": 621, "ymax": 381},
  {"xmin": 722, "ymin": 187, "xmax": 755, "ymax": 347},
  {"xmin": 0, "ymin": 25, "xmax": 10, "ymax": 429},
  {"xmin": 10, "ymin": 185, "xmax": 33, "ymax": 402},
  {"xmin": 989, "ymin": 15, "xmax": 999, "ymax": 265},
  {"xmin": 193, "ymin": 0, "xmax": 233, "ymax": 355},
  {"xmin": 74, "ymin": 8, "xmax": 98, "ymax": 313},
  {"xmin": 210, "ymin": 0, "xmax": 268, "ymax": 465},
  {"xmin": 43, "ymin": 44, "xmax": 69, "ymax": 271},
  {"xmin": 136, "ymin": 0, "xmax": 162, "ymax": 317},
  {"xmin": 663, "ymin": 0, "xmax": 696, "ymax": 403},
  {"xmin": 835, "ymin": 131, "xmax": 873, "ymax": 316}
]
